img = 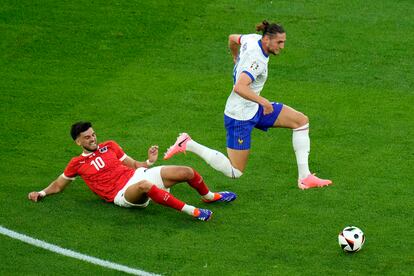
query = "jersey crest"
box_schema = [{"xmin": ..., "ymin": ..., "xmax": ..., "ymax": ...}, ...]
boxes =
[{"xmin": 249, "ymin": 61, "xmax": 260, "ymax": 71}]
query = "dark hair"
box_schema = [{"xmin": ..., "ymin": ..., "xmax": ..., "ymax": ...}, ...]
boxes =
[
  {"xmin": 256, "ymin": 20, "xmax": 285, "ymax": 36},
  {"xmin": 70, "ymin": 121, "xmax": 92, "ymax": 140}
]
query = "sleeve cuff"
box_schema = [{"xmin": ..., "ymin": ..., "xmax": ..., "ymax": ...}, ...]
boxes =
[
  {"xmin": 242, "ymin": 71, "xmax": 255, "ymax": 81},
  {"xmin": 120, "ymin": 154, "xmax": 127, "ymax": 161},
  {"xmin": 61, "ymin": 173, "xmax": 76, "ymax": 181}
]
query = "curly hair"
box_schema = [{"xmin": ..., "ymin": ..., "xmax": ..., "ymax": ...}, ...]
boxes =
[{"xmin": 70, "ymin": 121, "xmax": 92, "ymax": 140}]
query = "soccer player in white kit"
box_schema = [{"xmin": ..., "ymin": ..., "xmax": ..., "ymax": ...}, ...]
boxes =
[{"xmin": 164, "ymin": 21, "xmax": 332, "ymax": 189}]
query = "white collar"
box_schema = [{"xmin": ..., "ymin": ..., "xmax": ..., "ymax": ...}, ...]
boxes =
[{"xmin": 81, "ymin": 145, "xmax": 99, "ymax": 156}]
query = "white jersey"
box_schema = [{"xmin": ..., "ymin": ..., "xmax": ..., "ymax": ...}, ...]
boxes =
[{"xmin": 224, "ymin": 34, "xmax": 269, "ymax": 120}]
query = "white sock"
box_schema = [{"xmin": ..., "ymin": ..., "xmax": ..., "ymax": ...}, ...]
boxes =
[
  {"xmin": 292, "ymin": 123, "xmax": 311, "ymax": 179},
  {"xmin": 186, "ymin": 140, "xmax": 243, "ymax": 178},
  {"xmin": 202, "ymin": 191, "xmax": 215, "ymax": 201},
  {"xmin": 181, "ymin": 204, "xmax": 196, "ymax": 216}
]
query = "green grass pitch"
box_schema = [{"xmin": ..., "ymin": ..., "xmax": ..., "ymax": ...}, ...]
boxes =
[{"xmin": 1, "ymin": 0, "xmax": 413, "ymax": 275}]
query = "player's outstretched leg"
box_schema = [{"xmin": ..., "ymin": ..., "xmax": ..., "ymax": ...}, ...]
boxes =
[
  {"xmin": 146, "ymin": 184, "xmax": 213, "ymax": 221},
  {"xmin": 164, "ymin": 133, "xmax": 243, "ymax": 178}
]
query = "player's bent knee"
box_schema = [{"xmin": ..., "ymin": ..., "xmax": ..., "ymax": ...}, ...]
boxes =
[
  {"xmin": 184, "ymin": 166, "xmax": 195, "ymax": 179},
  {"xmin": 176, "ymin": 166, "xmax": 194, "ymax": 180},
  {"xmin": 301, "ymin": 114, "xmax": 309, "ymax": 125},
  {"xmin": 136, "ymin": 180, "xmax": 153, "ymax": 193},
  {"xmin": 293, "ymin": 112, "xmax": 309, "ymax": 129}
]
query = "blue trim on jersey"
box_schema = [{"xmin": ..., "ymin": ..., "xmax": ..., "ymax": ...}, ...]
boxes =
[
  {"xmin": 242, "ymin": 70, "xmax": 255, "ymax": 81},
  {"xmin": 258, "ymin": 40, "xmax": 269, "ymax": 58}
]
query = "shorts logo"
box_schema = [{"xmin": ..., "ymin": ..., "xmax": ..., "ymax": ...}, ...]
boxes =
[{"xmin": 238, "ymin": 138, "xmax": 244, "ymax": 144}]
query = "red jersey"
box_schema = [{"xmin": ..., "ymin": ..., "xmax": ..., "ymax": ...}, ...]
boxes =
[{"xmin": 63, "ymin": 140, "xmax": 135, "ymax": 202}]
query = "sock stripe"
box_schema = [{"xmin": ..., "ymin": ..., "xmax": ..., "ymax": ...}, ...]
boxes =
[
  {"xmin": 293, "ymin": 123, "xmax": 309, "ymax": 132},
  {"xmin": 293, "ymin": 127, "xmax": 309, "ymax": 132}
]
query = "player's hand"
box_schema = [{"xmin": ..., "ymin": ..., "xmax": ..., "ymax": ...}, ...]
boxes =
[
  {"xmin": 262, "ymin": 100, "xmax": 274, "ymax": 115},
  {"xmin": 147, "ymin": 145, "xmax": 159, "ymax": 164},
  {"xmin": 28, "ymin": 191, "xmax": 45, "ymax": 202}
]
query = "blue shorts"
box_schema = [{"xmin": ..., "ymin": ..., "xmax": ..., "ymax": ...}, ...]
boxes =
[{"xmin": 225, "ymin": 102, "xmax": 284, "ymax": 150}]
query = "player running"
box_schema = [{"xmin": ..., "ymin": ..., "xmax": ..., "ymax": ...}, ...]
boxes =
[
  {"xmin": 164, "ymin": 20, "xmax": 332, "ymax": 190},
  {"xmin": 28, "ymin": 122, "xmax": 237, "ymax": 221}
]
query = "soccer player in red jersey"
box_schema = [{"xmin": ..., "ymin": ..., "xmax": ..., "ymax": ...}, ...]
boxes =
[{"xmin": 28, "ymin": 122, "xmax": 237, "ymax": 221}]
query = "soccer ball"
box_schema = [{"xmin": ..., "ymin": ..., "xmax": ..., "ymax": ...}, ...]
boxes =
[{"xmin": 338, "ymin": 226, "xmax": 365, "ymax": 252}]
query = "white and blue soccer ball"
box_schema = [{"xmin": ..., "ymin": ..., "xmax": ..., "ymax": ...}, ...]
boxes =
[{"xmin": 338, "ymin": 226, "xmax": 365, "ymax": 252}]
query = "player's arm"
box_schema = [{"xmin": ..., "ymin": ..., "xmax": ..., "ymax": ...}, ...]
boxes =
[
  {"xmin": 122, "ymin": 145, "xmax": 159, "ymax": 169},
  {"xmin": 234, "ymin": 73, "xmax": 273, "ymax": 115},
  {"xmin": 28, "ymin": 175, "xmax": 72, "ymax": 202},
  {"xmin": 229, "ymin": 34, "xmax": 241, "ymax": 64},
  {"xmin": 122, "ymin": 156, "xmax": 148, "ymax": 169}
]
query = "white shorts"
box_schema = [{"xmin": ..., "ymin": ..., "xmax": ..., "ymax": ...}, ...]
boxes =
[{"xmin": 113, "ymin": 166, "xmax": 168, "ymax": 208}]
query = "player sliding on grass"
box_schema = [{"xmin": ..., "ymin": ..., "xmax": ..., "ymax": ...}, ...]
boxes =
[
  {"xmin": 164, "ymin": 20, "xmax": 332, "ymax": 190},
  {"xmin": 28, "ymin": 122, "xmax": 236, "ymax": 221}
]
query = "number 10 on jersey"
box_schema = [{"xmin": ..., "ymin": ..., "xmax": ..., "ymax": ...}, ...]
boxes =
[{"xmin": 91, "ymin": 157, "xmax": 105, "ymax": 171}]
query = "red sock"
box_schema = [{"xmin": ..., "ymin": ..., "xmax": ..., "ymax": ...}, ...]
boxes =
[
  {"xmin": 147, "ymin": 185, "xmax": 185, "ymax": 211},
  {"xmin": 188, "ymin": 169, "xmax": 209, "ymax": 196}
]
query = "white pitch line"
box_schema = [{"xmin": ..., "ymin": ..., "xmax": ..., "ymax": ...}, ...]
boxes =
[{"xmin": 0, "ymin": 225, "xmax": 160, "ymax": 276}]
